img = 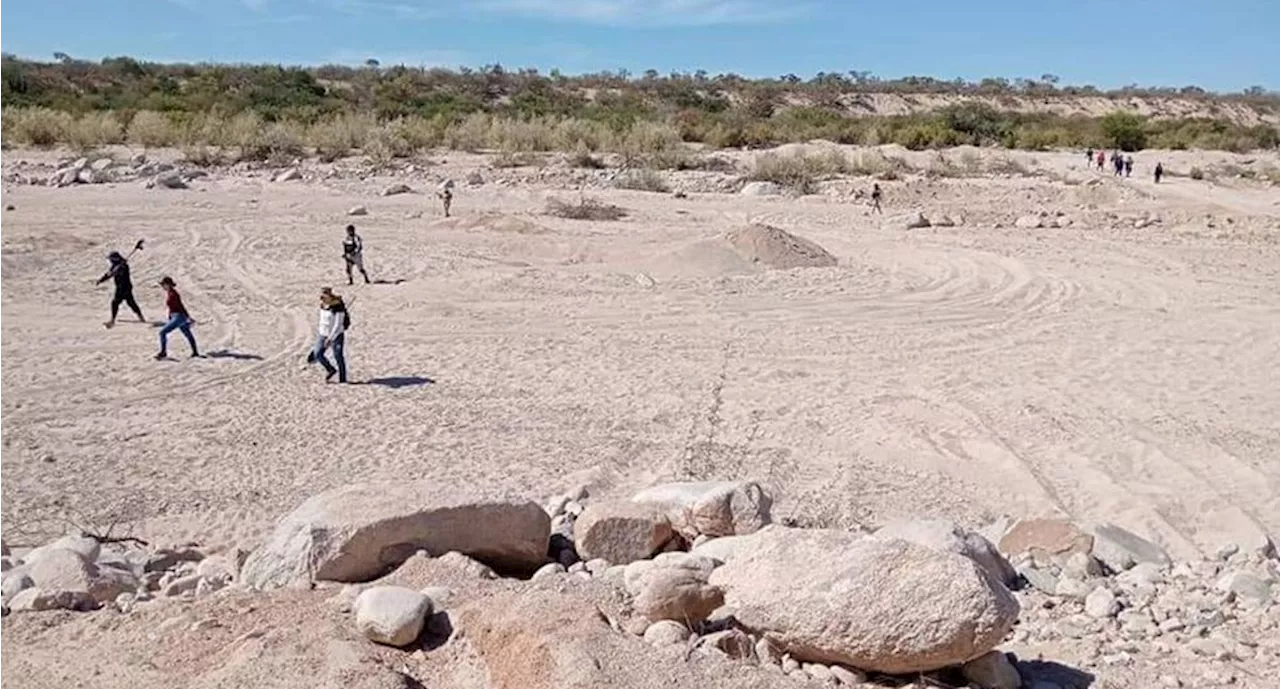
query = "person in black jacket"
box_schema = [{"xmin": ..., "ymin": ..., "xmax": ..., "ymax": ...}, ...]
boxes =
[{"xmin": 96, "ymin": 251, "xmax": 146, "ymax": 328}]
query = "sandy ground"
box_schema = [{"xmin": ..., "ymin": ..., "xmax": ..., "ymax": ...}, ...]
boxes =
[{"xmin": 2, "ymin": 144, "xmax": 1279, "ymax": 566}]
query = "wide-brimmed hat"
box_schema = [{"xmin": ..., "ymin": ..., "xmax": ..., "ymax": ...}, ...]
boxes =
[{"xmin": 158, "ymin": 276, "xmax": 176, "ymax": 287}]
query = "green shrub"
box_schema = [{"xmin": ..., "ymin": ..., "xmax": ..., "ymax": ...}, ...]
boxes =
[
  {"xmin": 126, "ymin": 110, "xmax": 178, "ymax": 148},
  {"xmin": 1100, "ymin": 111, "xmax": 1148, "ymax": 151}
]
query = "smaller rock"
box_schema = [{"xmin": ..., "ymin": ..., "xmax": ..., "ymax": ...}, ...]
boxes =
[
  {"xmin": 1216, "ymin": 543, "xmax": 1240, "ymax": 561},
  {"xmin": 574, "ymin": 501, "xmax": 674, "ymax": 564},
  {"xmin": 1055, "ymin": 577, "xmax": 1094, "ymax": 599},
  {"xmin": 532, "ymin": 562, "xmax": 566, "ymax": 581},
  {"xmin": 1060, "ymin": 551, "xmax": 1103, "ymax": 580},
  {"xmin": 585, "ymin": 558, "xmax": 610, "ymax": 575},
  {"xmin": 1015, "ymin": 215, "xmax": 1043, "ymax": 229},
  {"xmin": 643, "ymin": 619, "xmax": 691, "ymax": 646},
  {"xmin": 348, "ymin": 205, "xmax": 368, "ymax": 216},
  {"xmin": 829, "ymin": 665, "xmax": 867, "ymax": 686},
  {"xmin": 274, "ymin": 168, "xmax": 302, "ymax": 182},
  {"xmin": 961, "ymin": 651, "xmax": 1021, "ymax": 689},
  {"xmin": 1017, "ymin": 563, "xmax": 1059, "ymax": 595},
  {"xmin": 1215, "ymin": 570, "xmax": 1272, "ymax": 605},
  {"xmin": 8, "ymin": 587, "xmax": 93, "ymax": 613},
  {"xmin": 466, "ymin": 171, "xmax": 485, "ymax": 186},
  {"xmin": 354, "ymin": 586, "xmax": 433, "ymax": 647},
  {"xmin": 740, "ymin": 181, "xmax": 782, "ymax": 197},
  {"xmin": 634, "ymin": 567, "xmax": 723, "ymax": 623},
  {"xmin": 381, "ymin": 183, "xmax": 413, "ymax": 196},
  {"xmin": 755, "ymin": 637, "xmax": 781, "ymax": 665},
  {"xmin": 781, "ymin": 654, "xmax": 800, "ymax": 673},
  {"xmin": 145, "ymin": 547, "xmax": 204, "ymax": 573},
  {"xmin": 162, "ymin": 574, "xmax": 202, "ymax": 597},
  {"xmin": 2, "ymin": 572, "xmax": 35, "ymax": 606},
  {"xmin": 1084, "ymin": 587, "xmax": 1120, "ymax": 619},
  {"xmin": 803, "ymin": 664, "xmax": 833, "ymax": 682},
  {"xmin": 696, "ymin": 629, "xmax": 753, "ymax": 659},
  {"xmin": 1090, "ymin": 523, "xmax": 1171, "ymax": 573},
  {"xmin": 152, "ymin": 172, "xmax": 188, "ymax": 190},
  {"xmin": 91, "ymin": 158, "xmax": 114, "ymax": 173}
]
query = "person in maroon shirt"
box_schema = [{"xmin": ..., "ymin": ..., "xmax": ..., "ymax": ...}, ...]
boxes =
[{"xmin": 155, "ymin": 276, "xmax": 200, "ymax": 360}]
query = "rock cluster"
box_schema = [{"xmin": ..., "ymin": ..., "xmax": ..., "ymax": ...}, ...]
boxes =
[{"xmin": 1, "ymin": 533, "xmax": 241, "ymax": 615}]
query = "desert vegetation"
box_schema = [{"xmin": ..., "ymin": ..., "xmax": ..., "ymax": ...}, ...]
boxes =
[{"xmin": 2, "ymin": 55, "xmax": 1278, "ymax": 158}]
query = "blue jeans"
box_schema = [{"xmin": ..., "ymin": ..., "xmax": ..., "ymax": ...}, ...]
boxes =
[
  {"xmin": 158, "ymin": 314, "xmax": 198, "ymax": 356},
  {"xmin": 313, "ymin": 333, "xmax": 346, "ymax": 382}
]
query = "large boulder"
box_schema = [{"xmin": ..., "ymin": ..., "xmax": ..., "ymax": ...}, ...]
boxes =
[
  {"xmin": 573, "ymin": 501, "xmax": 674, "ymax": 564},
  {"xmin": 354, "ymin": 586, "xmax": 433, "ymax": 647},
  {"xmin": 631, "ymin": 480, "xmax": 772, "ymax": 538},
  {"xmin": 708, "ymin": 526, "xmax": 1019, "ymax": 674},
  {"xmin": 240, "ymin": 482, "xmax": 550, "ymax": 589},
  {"xmin": 873, "ymin": 518, "xmax": 1016, "ymax": 586}
]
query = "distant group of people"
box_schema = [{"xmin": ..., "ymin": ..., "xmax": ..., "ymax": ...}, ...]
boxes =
[
  {"xmin": 1086, "ymin": 148, "xmax": 1163, "ymax": 183},
  {"xmin": 93, "ymin": 179, "xmax": 470, "ymax": 383}
]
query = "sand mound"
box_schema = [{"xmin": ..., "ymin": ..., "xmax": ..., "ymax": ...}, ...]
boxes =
[
  {"xmin": 439, "ymin": 213, "xmax": 550, "ymax": 235},
  {"xmin": 723, "ymin": 224, "xmax": 837, "ymax": 270}
]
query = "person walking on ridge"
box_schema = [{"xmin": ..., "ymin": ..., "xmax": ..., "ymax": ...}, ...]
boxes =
[
  {"xmin": 1154, "ymin": 162, "xmax": 1164, "ymax": 184},
  {"xmin": 871, "ymin": 183, "xmax": 883, "ymax": 214},
  {"xmin": 155, "ymin": 276, "xmax": 199, "ymax": 360},
  {"xmin": 342, "ymin": 225, "xmax": 370, "ymax": 286},
  {"xmin": 97, "ymin": 250, "xmax": 146, "ymax": 329}
]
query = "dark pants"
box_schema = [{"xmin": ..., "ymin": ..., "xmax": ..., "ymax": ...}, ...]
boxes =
[
  {"xmin": 111, "ymin": 288, "xmax": 143, "ymax": 321},
  {"xmin": 158, "ymin": 313, "xmax": 198, "ymax": 357},
  {"xmin": 313, "ymin": 333, "xmax": 347, "ymax": 382}
]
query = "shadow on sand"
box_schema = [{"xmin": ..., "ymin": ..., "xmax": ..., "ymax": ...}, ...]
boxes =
[
  {"xmin": 206, "ymin": 349, "xmax": 265, "ymax": 361},
  {"xmin": 363, "ymin": 376, "xmax": 435, "ymax": 388}
]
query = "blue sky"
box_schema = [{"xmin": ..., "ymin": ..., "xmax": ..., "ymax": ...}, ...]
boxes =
[{"xmin": 3, "ymin": 0, "xmax": 1277, "ymax": 91}]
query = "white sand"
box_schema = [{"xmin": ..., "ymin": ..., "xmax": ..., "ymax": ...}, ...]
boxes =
[{"xmin": 2, "ymin": 146, "xmax": 1278, "ymax": 565}]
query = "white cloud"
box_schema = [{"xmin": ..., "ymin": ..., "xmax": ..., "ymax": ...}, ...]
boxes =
[{"xmin": 475, "ymin": 0, "xmax": 801, "ymax": 25}]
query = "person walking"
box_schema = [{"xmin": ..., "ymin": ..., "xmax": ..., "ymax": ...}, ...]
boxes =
[
  {"xmin": 1112, "ymin": 151, "xmax": 1124, "ymax": 176},
  {"xmin": 1086, "ymin": 148, "xmax": 1094, "ymax": 166},
  {"xmin": 437, "ymin": 180, "xmax": 454, "ymax": 218},
  {"xmin": 155, "ymin": 276, "xmax": 199, "ymax": 360},
  {"xmin": 96, "ymin": 251, "xmax": 146, "ymax": 328},
  {"xmin": 870, "ymin": 183, "xmax": 883, "ymax": 214},
  {"xmin": 1124, "ymin": 155, "xmax": 1134, "ymax": 178},
  {"xmin": 310, "ymin": 287, "xmax": 349, "ymax": 383},
  {"xmin": 342, "ymin": 225, "xmax": 370, "ymax": 286},
  {"xmin": 1154, "ymin": 162, "xmax": 1164, "ymax": 184}
]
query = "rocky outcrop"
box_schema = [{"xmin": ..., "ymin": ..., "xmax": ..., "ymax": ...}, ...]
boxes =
[
  {"xmin": 708, "ymin": 526, "xmax": 1019, "ymax": 673},
  {"xmin": 240, "ymin": 482, "xmax": 550, "ymax": 589}
]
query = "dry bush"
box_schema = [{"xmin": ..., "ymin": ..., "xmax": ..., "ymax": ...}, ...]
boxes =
[
  {"xmin": 181, "ymin": 145, "xmax": 226, "ymax": 167},
  {"xmin": 491, "ymin": 117, "xmax": 559, "ymax": 152},
  {"xmin": 614, "ymin": 121, "xmax": 682, "ymax": 160},
  {"xmin": 749, "ymin": 150, "xmax": 850, "ymax": 193},
  {"xmin": 309, "ymin": 113, "xmax": 375, "ymax": 161},
  {"xmin": 68, "ymin": 111, "xmax": 125, "ymax": 150},
  {"xmin": 569, "ymin": 143, "xmax": 606, "ymax": 168},
  {"xmin": 546, "ymin": 196, "xmax": 628, "ymax": 221},
  {"xmin": 261, "ymin": 121, "xmax": 308, "ymax": 163},
  {"xmin": 364, "ymin": 125, "xmax": 413, "ymax": 165},
  {"xmin": 555, "ymin": 118, "xmax": 611, "ymax": 151},
  {"xmin": 492, "ymin": 150, "xmax": 546, "ymax": 168},
  {"xmin": 126, "ymin": 110, "xmax": 179, "ymax": 148},
  {"xmin": 1189, "ymin": 166, "xmax": 1205, "ymax": 180},
  {"xmin": 986, "ymin": 156, "xmax": 1032, "ymax": 176},
  {"xmin": 613, "ymin": 168, "xmax": 670, "ymax": 192},
  {"xmin": 443, "ymin": 111, "xmax": 492, "ymax": 151},
  {"xmin": 389, "ymin": 115, "xmax": 446, "ymax": 151},
  {"xmin": 3, "ymin": 107, "xmax": 75, "ymax": 147}
]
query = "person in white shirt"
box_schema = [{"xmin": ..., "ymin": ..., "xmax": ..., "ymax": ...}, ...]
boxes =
[{"xmin": 310, "ymin": 287, "xmax": 349, "ymax": 383}]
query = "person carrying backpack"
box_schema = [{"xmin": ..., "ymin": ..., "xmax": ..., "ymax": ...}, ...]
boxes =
[
  {"xmin": 342, "ymin": 225, "xmax": 370, "ymax": 286},
  {"xmin": 310, "ymin": 287, "xmax": 350, "ymax": 383}
]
